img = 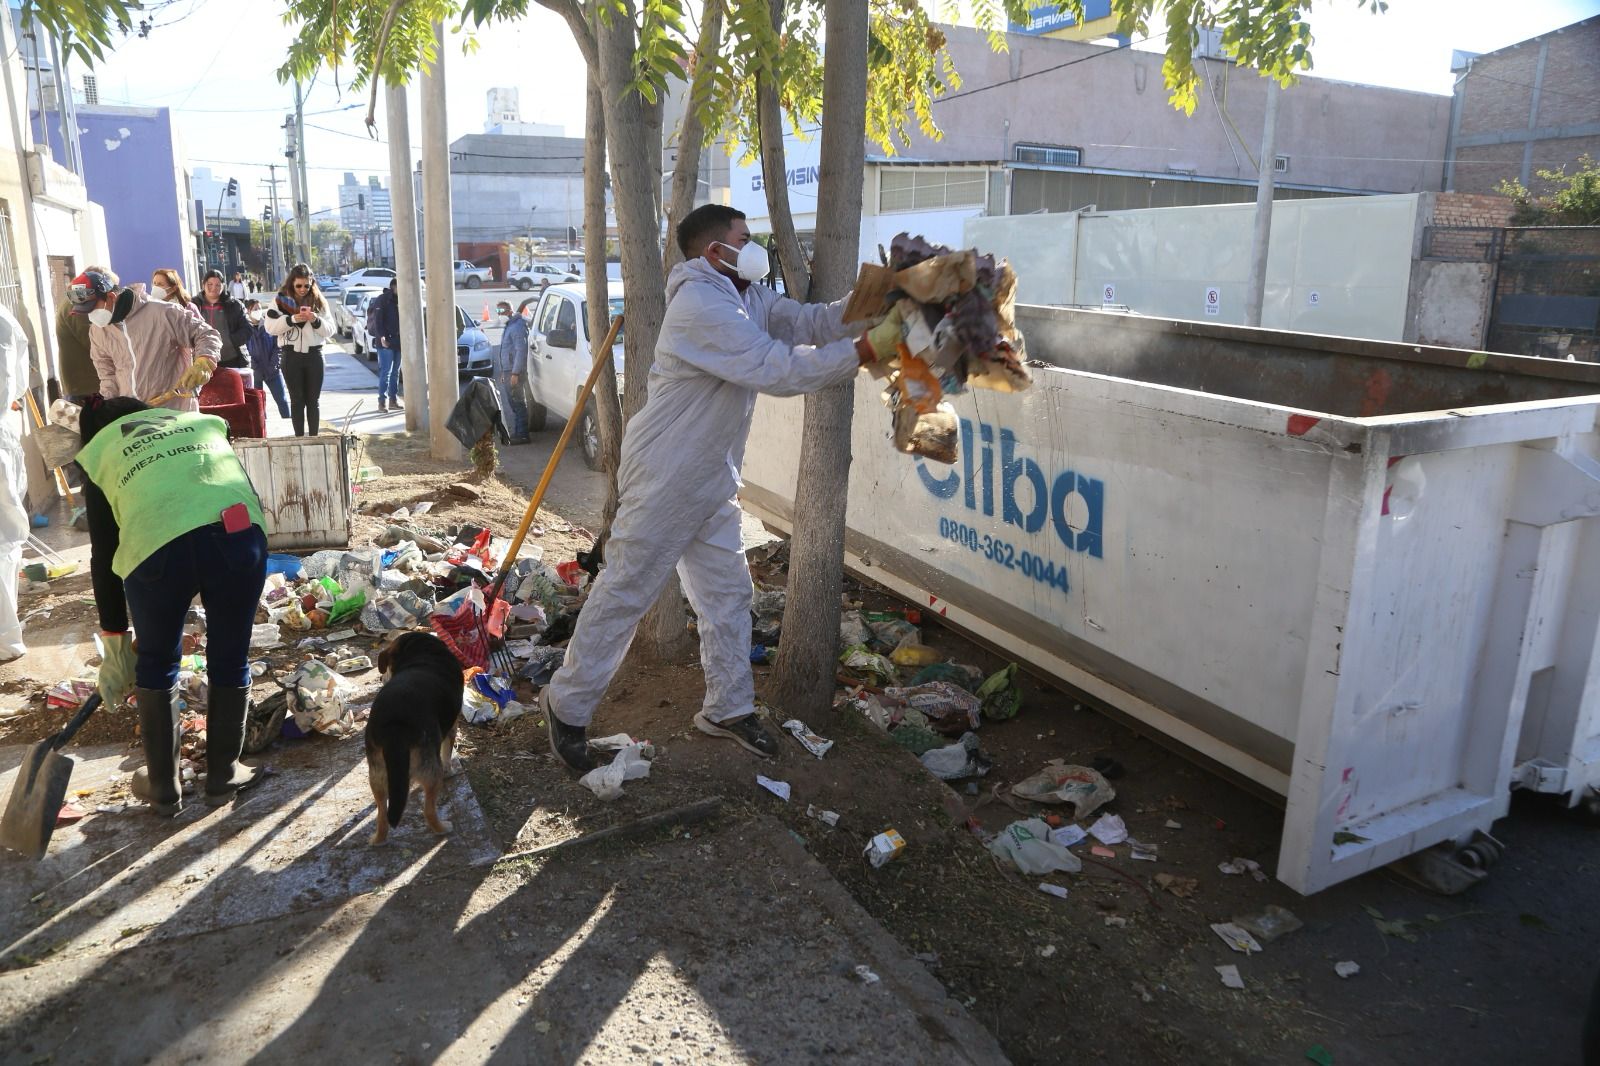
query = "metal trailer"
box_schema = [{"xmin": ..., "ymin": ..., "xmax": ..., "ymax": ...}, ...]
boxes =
[{"xmin": 740, "ymin": 308, "xmax": 1600, "ymax": 894}]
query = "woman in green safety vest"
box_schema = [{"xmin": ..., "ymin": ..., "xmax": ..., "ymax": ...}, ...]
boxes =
[{"xmin": 77, "ymin": 396, "xmax": 269, "ymax": 816}]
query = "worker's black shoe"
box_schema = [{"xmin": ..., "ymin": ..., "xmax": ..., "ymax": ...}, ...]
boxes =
[
  {"xmin": 694, "ymin": 710, "xmax": 779, "ymax": 759},
  {"xmin": 130, "ymin": 684, "xmax": 183, "ymax": 817},
  {"xmin": 204, "ymin": 685, "xmax": 265, "ymax": 806},
  {"xmin": 542, "ymin": 688, "xmax": 595, "ymax": 772}
]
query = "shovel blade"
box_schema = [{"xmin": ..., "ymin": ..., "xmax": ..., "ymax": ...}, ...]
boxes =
[{"xmin": 0, "ymin": 741, "xmax": 75, "ymax": 859}]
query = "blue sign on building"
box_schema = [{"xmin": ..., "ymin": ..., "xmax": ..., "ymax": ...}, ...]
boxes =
[{"xmin": 1007, "ymin": 0, "xmax": 1114, "ymax": 36}]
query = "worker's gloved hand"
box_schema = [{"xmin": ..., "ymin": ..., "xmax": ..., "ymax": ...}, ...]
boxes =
[
  {"xmin": 176, "ymin": 356, "xmax": 216, "ymax": 392},
  {"xmin": 859, "ymin": 306, "xmax": 905, "ymax": 364},
  {"xmin": 96, "ymin": 631, "xmax": 135, "ymax": 706}
]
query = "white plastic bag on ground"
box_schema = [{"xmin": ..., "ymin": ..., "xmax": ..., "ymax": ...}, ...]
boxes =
[
  {"xmin": 1012, "ymin": 761, "xmax": 1116, "ymax": 820},
  {"xmin": 987, "ymin": 818, "xmax": 1082, "ymax": 876},
  {"xmin": 579, "ymin": 741, "xmax": 654, "ymax": 801}
]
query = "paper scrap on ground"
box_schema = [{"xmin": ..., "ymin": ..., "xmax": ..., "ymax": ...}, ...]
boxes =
[
  {"xmin": 1129, "ymin": 839, "xmax": 1158, "ymax": 861},
  {"xmin": 756, "ymin": 775, "xmax": 791, "ymax": 802},
  {"xmin": 782, "ymin": 719, "xmax": 834, "ymax": 759},
  {"xmin": 853, "ymin": 965, "xmax": 880, "ymax": 985},
  {"xmin": 1038, "ymin": 883, "xmax": 1069, "ymax": 899},
  {"xmin": 1219, "ymin": 857, "xmax": 1268, "ymax": 882},
  {"xmin": 1047, "ymin": 824, "xmax": 1087, "ymax": 848},
  {"xmin": 578, "ymin": 742, "xmax": 653, "ymax": 802},
  {"xmin": 1216, "ymin": 964, "xmax": 1245, "ymax": 990},
  {"xmin": 1088, "ymin": 813, "xmax": 1128, "ymax": 845},
  {"xmin": 1211, "ymin": 922, "xmax": 1263, "ymax": 954},
  {"xmin": 1335, "ymin": 960, "xmax": 1361, "ymax": 979}
]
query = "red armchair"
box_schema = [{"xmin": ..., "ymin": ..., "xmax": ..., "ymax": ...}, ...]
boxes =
[{"xmin": 199, "ymin": 367, "xmax": 268, "ymax": 439}]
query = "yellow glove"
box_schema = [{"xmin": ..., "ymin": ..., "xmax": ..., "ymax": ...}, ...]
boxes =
[
  {"xmin": 96, "ymin": 631, "xmax": 136, "ymax": 707},
  {"xmin": 176, "ymin": 356, "xmax": 215, "ymax": 391},
  {"xmin": 860, "ymin": 306, "xmax": 905, "ymax": 363}
]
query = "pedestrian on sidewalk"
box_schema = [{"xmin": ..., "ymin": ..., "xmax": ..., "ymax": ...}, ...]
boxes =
[
  {"xmin": 542, "ymin": 204, "xmax": 889, "ymax": 771},
  {"xmin": 76, "ymin": 396, "xmax": 269, "ymax": 816},
  {"xmin": 194, "ymin": 269, "xmax": 253, "ymax": 370},
  {"xmin": 228, "ymin": 271, "xmax": 248, "ymax": 302},
  {"xmin": 54, "ymin": 264, "xmax": 116, "ymax": 400},
  {"xmin": 264, "ymin": 263, "xmax": 331, "ymax": 436},
  {"xmin": 369, "ymin": 279, "xmax": 402, "ymax": 413},
  {"xmin": 0, "ymin": 302, "xmax": 30, "ymax": 663},
  {"xmin": 150, "ymin": 268, "xmax": 201, "ymax": 324},
  {"xmin": 244, "ymin": 299, "xmax": 290, "ymax": 419},
  {"xmin": 494, "ymin": 297, "xmax": 533, "ymax": 444},
  {"xmin": 79, "ymin": 269, "xmax": 220, "ymax": 413}
]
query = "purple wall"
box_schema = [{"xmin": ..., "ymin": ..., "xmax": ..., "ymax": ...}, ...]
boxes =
[{"xmin": 69, "ymin": 108, "xmax": 190, "ymax": 287}]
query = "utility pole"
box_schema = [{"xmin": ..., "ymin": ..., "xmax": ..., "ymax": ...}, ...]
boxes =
[
  {"xmin": 294, "ymin": 79, "xmax": 313, "ymax": 268},
  {"xmin": 387, "ymin": 81, "xmax": 427, "ymax": 432},
  {"xmin": 422, "ymin": 23, "xmax": 462, "ymax": 460},
  {"xmin": 261, "ymin": 167, "xmax": 285, "ymax": 287},
  {"xmin": 1244, "ymin": 80, "xmax": 1281, "ymax": 329}
]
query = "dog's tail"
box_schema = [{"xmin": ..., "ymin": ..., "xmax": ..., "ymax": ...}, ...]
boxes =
[{"xmin": 381, "ymin": 722, "xmax": 445, "ymax": 828}]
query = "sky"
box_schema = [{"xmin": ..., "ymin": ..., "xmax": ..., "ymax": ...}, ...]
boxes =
[{"xmin": 76, "ymin": 0, "xmax": 1600, "ymax": 217}]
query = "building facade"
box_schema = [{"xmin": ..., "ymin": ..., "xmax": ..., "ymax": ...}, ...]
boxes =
[
  {"xmin": 1443, "ymin": 16, "xmax": 1600, "ymax": 196},
  {"xmin": 732, "ymin": 22, "xmax": 1452, "ymax": 265}
]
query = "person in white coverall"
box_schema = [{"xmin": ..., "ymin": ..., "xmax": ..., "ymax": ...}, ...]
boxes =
[
  {"xmin": 541, "ymin": 204, "xmax": 901, "ymax": 770},
  {"xmin": 0, "ymin": 302, "xmax": 32, "ymax": 661}
]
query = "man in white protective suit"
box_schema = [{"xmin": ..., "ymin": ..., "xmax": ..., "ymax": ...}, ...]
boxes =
[
  {"xmin": 0, "ymin": 302, "xmax": 32, "ymax": 662},
  {"xmin": 541, "ymin": 204, "xmax": 901, "ymax": 771}
]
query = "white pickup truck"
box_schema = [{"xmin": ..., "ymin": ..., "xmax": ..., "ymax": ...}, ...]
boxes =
[{"xmin": 421, "ymin": 260, "xmax": 494, "ymax": 288}]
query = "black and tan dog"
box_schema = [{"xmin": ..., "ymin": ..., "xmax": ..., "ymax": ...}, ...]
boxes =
[{"xmin": 365, "ymin": 631, "xmax": 464, "ymax": 845}]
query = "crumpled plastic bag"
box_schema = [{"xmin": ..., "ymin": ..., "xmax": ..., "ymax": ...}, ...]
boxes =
[
  {"xmin": 839, "ymin": 610, "xmax": 871, "ymax": 648},
  {"xmin": 1012, "ymin": 761, "xmax": 1116, "ymax": 820},
  {"xmin": 987, "ymin": 818, "xmax": 1082, "ymax": 876},
  {"xmin": 839, "ymin": 644, "xmax": 897, "ymax": 684},
  {"xmin": 579, "ymin": 740, "xmax": 655, "ymax": 801},
  {"xmin": 287, "ymin": 660, "xmax": 358, "ymax": 737},
  {"xmin": 360, "ymin": 590, "xmax": 434, "ymax": 633},
  {"xmin": 919, "ymin": 732, "xmax": 991, "ymax": 780},
  {"xmin": 976, "ymin": 662, "xmax": 1023, "ymax": 721},
  {"xmin": 883, "ymin": 680, "xmax": 981, "ymax": 733}
]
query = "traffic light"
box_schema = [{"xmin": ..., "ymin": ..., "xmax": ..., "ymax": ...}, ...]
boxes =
[
  {"xmin": 262, "ymin": 206, "xmax": 272, "ymax": 221},
  {"xmin": 567, "ymin": 225, "xmax": 578, "ymax": 244},
  {"xmin": 358, "ymin": 194, "xmax": 365, "ymax": 211},
  {"xmin": 226, "ymin": 178, "xmax": 239, "ymax": 197}
]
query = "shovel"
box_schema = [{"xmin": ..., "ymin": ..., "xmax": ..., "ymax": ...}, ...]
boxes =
[{"xmin": 0, "ymin": 692, "xmax": 103, "ymax": 859}]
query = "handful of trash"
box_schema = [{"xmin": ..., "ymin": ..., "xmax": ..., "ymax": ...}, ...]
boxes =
[{"xmin": 845, "ymin": 233, "xmax": 1030, "ymax": 464}]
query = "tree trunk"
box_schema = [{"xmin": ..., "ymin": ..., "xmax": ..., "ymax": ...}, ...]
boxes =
[
  {"xmin": 662, "ymin": 0, "xmax": 724, "ymax": 273},
  {"xmin": 595, "ymin": 0, "xmax": 694, "ymax": 660},
  {"xmin": 756, "ymin": 0, "xmax": 810, "ymax": 299},
  {"xmin": 385, "ymin": 81, "xmax": 427, "ymax": 434},
  {"xmin": 584, "ymin": 69, "xmax": 624, "ymax": 538},
  {"xmin": 420, "ymin": 21, "xmax": 463, "ymax": 462},
  {"xmin": 765, "ymin": 0, "xmax": 867, "ymax": 718}
]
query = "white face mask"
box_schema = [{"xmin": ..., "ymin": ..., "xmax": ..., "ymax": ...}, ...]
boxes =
[
  {"xmin": 88, "ymin": 307, "xmax": 113, "ymax": 327},
  {"xmin": 716, "ymin": 240, "xmax": 769, "ymax": 283},
  {"xmin": 153, "ymin": 286, "xmax": 172, "ymax": 301}
]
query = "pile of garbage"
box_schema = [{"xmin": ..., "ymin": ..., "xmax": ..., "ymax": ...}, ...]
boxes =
[
  {"xmin": 845, "ymin": 232, "xmax": 1030, "ymax": 464},
  {"xmin": 834, "ymin": 604, "xmax": 1021, "ymax": 782}
]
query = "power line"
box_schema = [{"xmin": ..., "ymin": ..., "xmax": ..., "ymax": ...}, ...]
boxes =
[{"xmin": 932, "ymin": 30, "xmax": 1171, "ymax": 106}]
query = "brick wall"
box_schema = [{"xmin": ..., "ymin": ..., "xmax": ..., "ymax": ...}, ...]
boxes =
[
  {"xmin": 1450, "ymin": 16, "xmax": 1600, "ymax": 195},
  {"xmin": 1430, "ymin": 192, "xmax": 1519, "ymax": 229}
]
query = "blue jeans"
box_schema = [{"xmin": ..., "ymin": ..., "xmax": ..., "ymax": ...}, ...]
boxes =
[
  {"xmin": 262, "ymin": 369, "xmax": 290, "ymax": 418},
  {"xmin": 122, "ymin": 522, "xmax": 267, "ymax": 690},
  {"xmin": 376, "ymin": 348, "xmax": 400, "ymax": 405}
]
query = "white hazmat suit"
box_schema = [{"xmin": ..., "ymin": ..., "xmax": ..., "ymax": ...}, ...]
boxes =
[
  {"xmin": 0, "ymin": 303, "xmax": 32, "ymax": 661},
  {"xmin": 546, "ymin": 256, "xmax": 863, "ymax": 727}
]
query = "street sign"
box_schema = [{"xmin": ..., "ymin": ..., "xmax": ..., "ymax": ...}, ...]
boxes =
[
  {"xmin": 1204, "ymin": 286, "xmax": 1221, "ymax": 316},
  {"xmin": 1101, "ymin": 283, "xmax": 1116, "ymax": 306}
]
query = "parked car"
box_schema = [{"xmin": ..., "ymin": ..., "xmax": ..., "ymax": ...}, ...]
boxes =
[
  {"xmin": 508, "ymin": 263, "xmax": 581, "ymax": 291},
  {"xmin": 342, "ymin": 266, "xmax": 397, "ymax": 289},
  {"xmin": 454, "ymin": 261, "xmax": 494, "ymax": 288},
  {"xmin": 382, "ymin": 305, "xmax": 493, "ymax": 378},
  {"xmin": 523, "ymin": 281, "xmax": 624, "ymax": 469},
  {"xmin": 349, "ymin": 290, "xmax": 378, "ymax": 355},
  {"xmin": 331, "ymin": 285, "xmax": 381, "ymax": 338}
]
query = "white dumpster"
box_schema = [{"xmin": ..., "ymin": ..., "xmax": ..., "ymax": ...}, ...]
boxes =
[{"xmin": 741, "ymin": 307, "xmax": 1600, "ymax": 893}]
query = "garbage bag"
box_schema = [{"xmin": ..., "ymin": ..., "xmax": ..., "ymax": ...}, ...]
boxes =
[
  {"xmin": 1012, "ymin": 761, "xmax": 1116, "ymax": 820},
  {"xmin": 987, "ymin": 818, "xmax": 1082, "ymax": 876},
  {"xmin": 919, "ymin": 732, "xmax": 991, "ymax": 780},
  {"xmin": 446, "ymin": 377, "xmax": 506, "ymax": 450}
]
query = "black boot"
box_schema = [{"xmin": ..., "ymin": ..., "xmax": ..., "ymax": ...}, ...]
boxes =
[
  {"xmin": 205, "ymin": 685, "xmax": 264, "ymax": 805},
  {"xmin": 130, "ymin": 684, "xmax": 182, "ymax": 817},
  {"xmin": 541, "ymin": 687, "xmax": 594, "ymax": 772}
]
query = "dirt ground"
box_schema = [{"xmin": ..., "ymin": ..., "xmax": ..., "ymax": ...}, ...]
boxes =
[{"xmin": 5, "ymin": 434, "xmax": 1596, "ymax": 1065}]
